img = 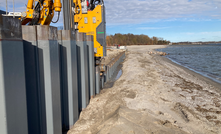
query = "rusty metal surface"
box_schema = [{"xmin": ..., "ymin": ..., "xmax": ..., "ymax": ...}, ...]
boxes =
[
  {"xmin": 57, "ymin": 30, "xmax": 62, "ymax": 41},
  {"xmin": 0, "ymin": 15, "xmax": 22, "ymax": 40},
  {"xmin": 61, "ymin": 30, "xmax": 71, "ymax": 40},
  {"xmin": 75, "ymin": 31, "xmax": 86, "ymax": 41},
  {"xmin": 59, "ymin": 30, "xmax": 76, "ymax": 41},
  {"xmin": 22, "ymin": 26, "xmax": 37, "ymax": 41},
  {"xmin": 36, "ymin": 25, "xmax": 58, "ymax": 40},
  {"xmin": 100, "ymin": 64, "xmax": 106, "ymax": 72},
  {"xmin": 86, "ymin": 35, "xmax": 93, "ymax": 41}
]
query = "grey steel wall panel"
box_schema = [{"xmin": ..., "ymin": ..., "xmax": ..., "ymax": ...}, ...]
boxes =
[
  {"xmin": 76, "ymin": 32, "xmax": 89, "ymax": 110},
  {"xmin": 86, "ymin": 35, "xmax": 95, "ymax": 98},
  {"xmin": 106, "ymin": 66, "xmax": 109, "ymax": 82},
  {"xmin": 22, "ymin": 25, "xmax": 42, "ymax": 134},
  {"xmin": 36, "ymin": 25, "xmax": 62, "ymax": 134},
  {"xmin": 59, "ymin": 30, "xmax": 79, "ymax": 130},
  {"xmin": 95, "ymin": 66, "xmax": 100, "ymax": 94},
  {"xmin": 58, "ymin": 30, "xmax": 69, "ymax": 131},
  {"xmin": 106, "ymin": 52, "xmax": 126, "ymax": 82},
  {"xmin": 104, "ymin": 65, "xmax": 109, "ymax": 83},
  {"xmin": 0, "ymin": 15, "xmax": 28, "ymax": 134},
  {"xmin": 71, "ymin": 40, "xmax": 79, "ymax": 123},
  {"xmin": 101, "ymin": 75, "xmax": 104, "ymax": 89},
  {"xmin": 71, "ymin": 39, "xmax": 79, "ymax": 122}
]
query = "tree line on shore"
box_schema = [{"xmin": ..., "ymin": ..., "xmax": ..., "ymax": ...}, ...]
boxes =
[{"xmin": 106, "ymin": 33, "xmax": 170, "ymax": 46}]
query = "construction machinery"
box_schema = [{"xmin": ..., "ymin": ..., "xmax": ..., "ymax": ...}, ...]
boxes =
[
  {"xmin": 20, "ymin": 0, "xmax": 62, "ymax": 25},
  {"xmin": 72, "ymin": 0, "xmax": 106, "ymax": 65},
  {"xmin": 20, "ymin": 0, "xmax": 106, "ymax": 66}
]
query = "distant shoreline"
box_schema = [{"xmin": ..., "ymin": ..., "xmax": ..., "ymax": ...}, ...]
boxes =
[{"xmin": 171, "ymin": 43, "xmax": 221, "ymax": 45}]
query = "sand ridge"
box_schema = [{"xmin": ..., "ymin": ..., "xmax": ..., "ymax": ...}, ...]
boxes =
[{"xmin": 68, "ymin": 45, "xmax": 221, "ymax": 134}]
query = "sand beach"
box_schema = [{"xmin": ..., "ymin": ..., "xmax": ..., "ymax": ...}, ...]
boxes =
[{"xmin": 68, "ymin": 45, "xmax": 221, "ymax": 134}]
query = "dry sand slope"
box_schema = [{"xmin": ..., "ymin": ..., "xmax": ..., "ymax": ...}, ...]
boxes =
[{"xmin": 68, "ymin": 45, "xmax": 221, "ymax": 134}]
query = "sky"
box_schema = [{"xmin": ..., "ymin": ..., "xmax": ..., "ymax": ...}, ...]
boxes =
[{"xmin": 1, "ymin": 0, "xmax": 221, "ymax": 42}]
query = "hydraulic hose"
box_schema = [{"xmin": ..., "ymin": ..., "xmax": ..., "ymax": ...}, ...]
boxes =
[{"xmin": 52, "ymin": 11, "xmax": 60, "ymax": 23}]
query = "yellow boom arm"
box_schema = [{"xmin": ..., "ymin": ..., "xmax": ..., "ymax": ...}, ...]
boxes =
[{"xmin": 21, "ymin": 0, "xmax": 62, "ymax": 25}]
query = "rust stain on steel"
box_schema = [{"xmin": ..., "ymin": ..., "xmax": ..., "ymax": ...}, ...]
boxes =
[
  {"xmin": 22, "ymin": 26, "xmax": 37, "ymax": 41},
  {"xmin": 86, "ymin": 35, "xmax": 93, "ymax": 41},
  {"xmin": 57, "ymin": 30, "xmax": 62, "ymax": 41},
  {"xmin": 76, "ymin": 32, "xmax": 86, "ymax": 41},
  {"xmin": 100, "ymin": 64, "xmax": 106, "ymax": 72},
  {"xmin": 36, "ymin": 25, "xmax": 58, "ymax": 40},
  {"xmin": 62, "ymin": 30, "xmax": 71, "ymax": 40},
  {"xmin": 62, "ymin": 30, "xmax": 76, "ymax": 41},
  {"xmin": 0, "ymin": 15, "xmax": 22, "ymax": 40}
]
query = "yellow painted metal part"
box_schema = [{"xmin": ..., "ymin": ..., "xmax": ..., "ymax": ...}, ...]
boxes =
[
  {"xmin": 73, "ymin": 0, "xmax": 82, "ymax": 23},
  {"xmin": 21, "ymin": 0, "xmax": 61, "ymax": 25},
  {"xmin": 40, "ymin": 0, "xmax": 54, "ymax": 25},
  {"xmin": 26, "ymin": 9, "xmax": 34, "ymax": 19},
  {"xmin": 27, "ymin": 0, "xmax": 34, "ymax": 9},
  {"xmin": 77, "ymin": 5, "xmax": 104, "ymax": 57},
  {"xmin": 54, "ymin": 0, "xmax": 62, "ymax": 12}
]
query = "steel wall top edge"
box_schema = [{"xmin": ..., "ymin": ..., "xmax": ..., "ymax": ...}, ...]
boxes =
[
  {"xmin": 0, "ymin": 15, "xmax": 22, "ymax": 40},
  {"xmin": 58, "ymin": 30, "xmax": 76, "ymax": 41},
  {"xmin": 86, "ymin": 35, "xmax": 93, "ymax": 41},
  {"xmin": 61, "ymin": 30, "xmax": 71, "ymax": 40},
  {"xmin": 22, "ymin": 26, "xmax": 37, "ymax": 41},
  {"xmin": 36, "ymin": 25, "xmax": 58, "ymax": 40},
  {"xmin": 75, "ymin": 31, "xmax": 86, "ymax": 41},
  {"xmin": 57, "ymin": 30, "xmax": 62, "ymax": 41},
  {"xmin": 70, "ymin": 29, "xmax": 76, "ymax": 40}
]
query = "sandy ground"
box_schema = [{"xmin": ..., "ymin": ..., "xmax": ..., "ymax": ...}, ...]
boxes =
[{"xmin": 68, "ymin": 45, "xmax": 221, "ymax": 134}]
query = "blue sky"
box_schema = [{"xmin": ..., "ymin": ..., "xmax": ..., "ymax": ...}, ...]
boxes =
[{"xmin": 1, "ymin": 0, "xmax": 221, "ymax": 42}]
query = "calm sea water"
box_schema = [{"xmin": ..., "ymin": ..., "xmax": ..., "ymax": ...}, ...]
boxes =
[{"xmin": 157, "ymin": 44, "xmax": 221, "ymax": 84}]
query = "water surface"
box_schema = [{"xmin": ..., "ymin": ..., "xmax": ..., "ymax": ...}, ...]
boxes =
[{"xmin": 157, "ymin": 44, "xmax": 221, "ymax": 84}]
